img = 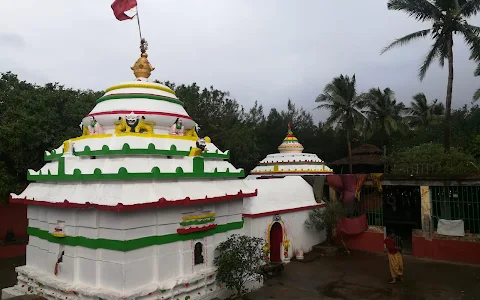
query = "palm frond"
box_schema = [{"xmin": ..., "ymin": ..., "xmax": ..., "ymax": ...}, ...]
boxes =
[
  {"xmin": 419, "ymin": 38, "xmax": 443, "ymax": 80},
  {"xmin": 475, "ymin": 64, "xmax": 480, "ymax": 77},
  {"xmin": 473, "ymin": 88, "xmax": 480, "ymax": 101},
  {"xmin": 325, "ymin": 109, "xmax": 344, "ymax": 128},
  {"xmin": 315, "ymin": 103, "xmax": 336, "ymax": 110},
  {"xmin": 459, "ymin": 23, "xmax": 480, "ymax": 62},
  {"xmin": 460, "ymin": 0, "xmax": 480, "ymax": 17},
  {"xmin": 381, "ymin": 29, "xmax": 431, "ymax": 54},
  {"xmin": 387, "ymin": 0, "xmax": 442, "ymax": 21}
]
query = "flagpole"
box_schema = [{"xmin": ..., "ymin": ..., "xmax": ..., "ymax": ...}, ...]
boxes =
[{"xmin": 136, "ymin": 2, "xmax": 143, "ymax": 42}]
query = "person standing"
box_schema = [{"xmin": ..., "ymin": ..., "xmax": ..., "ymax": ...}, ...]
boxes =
[{"xmin": 384, "ymin": 230, "xmax": 403, "ymax": 284}]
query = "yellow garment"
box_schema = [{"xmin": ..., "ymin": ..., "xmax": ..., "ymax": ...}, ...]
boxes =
[
  {"xmin": 388, "ymin": 252, "xmax": 403, "ymax": 278},
  {"xmin": 371, "ymin": 173, "xmax": 383, "ymax": 193}
]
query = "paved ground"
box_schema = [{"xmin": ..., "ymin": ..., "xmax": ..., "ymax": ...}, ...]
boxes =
[
  {"xmin": 249, "ymin": 249, "xmax": 480, "ymax": 300},
  {"xmin": 2, "ymin": 252, "xmax": 480, "ymax": 300}
]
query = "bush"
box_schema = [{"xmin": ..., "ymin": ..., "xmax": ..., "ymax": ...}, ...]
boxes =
[
  {"xmin": 305, "ymin": 198, "xmax": 346, "ymax": 243},
  {"xmin": 387, "ymin": 143, "xmax": 479, "ymax": 175},
  {"xmin": 214, "ymin": 234, "xmax": 264, "ymax": 297}
]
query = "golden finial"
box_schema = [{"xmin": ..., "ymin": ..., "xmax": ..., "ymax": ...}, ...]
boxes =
[{"xmin": 131, "ymin": 38, "xmax": 155, "ymax": 79}]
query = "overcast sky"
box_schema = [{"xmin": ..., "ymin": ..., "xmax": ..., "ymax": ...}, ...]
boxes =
[{"xmin": 1, "ymin": 0, "xmax": 480, "ymax": 122}]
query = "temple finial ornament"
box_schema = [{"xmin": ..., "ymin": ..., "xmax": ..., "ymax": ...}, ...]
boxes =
[{"xmin": 131, "ymin": 38, "xmax": 155, "ymax": 80}]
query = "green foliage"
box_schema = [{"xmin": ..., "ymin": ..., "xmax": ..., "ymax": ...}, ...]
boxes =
[
  {"xmin": 388, "ymin": 143, "xmax": 479, "ymax": 175},
  {"xmin": 361, "ymin": 87, "xmax": 406, "ymax": 137},
  {"xmin": 213, "ymin": 234, "xmax": 264, "ymax": 296},
  {"xmin": 0, "ymin": 72, "xmax": 101, "ymax": 202},
  {"xmin": 468, "ymin": 135, "xmax": 480, "ymax": 159},
  {"xmin": 305, "ymin": 199, "xmax": 347, "ymax": 242},
  {"xmin": 407, "ymin": 93, "xmax": 444, "ymax": 129}
]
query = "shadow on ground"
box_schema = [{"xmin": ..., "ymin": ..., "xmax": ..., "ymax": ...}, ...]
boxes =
[{"xmin": 248, "ymin": 250, "xmax": 480, "ymax": 300}]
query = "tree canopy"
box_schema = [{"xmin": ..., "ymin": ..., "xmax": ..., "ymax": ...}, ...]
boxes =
[{"xmin": 3, "ymin": 63, "xmax": 480, "ymax": 203}]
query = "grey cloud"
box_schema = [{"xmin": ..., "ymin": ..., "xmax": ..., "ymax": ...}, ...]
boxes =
[{"xmin": 0, "ymin": 32, "xmax": 26, "ymax": 48}]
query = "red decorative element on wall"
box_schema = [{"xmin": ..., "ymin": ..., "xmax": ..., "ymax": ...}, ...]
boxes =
[
  {"xmin": 243, "ymin": 204, "xmax": 324, "ymax": 218},
  {"xmin": 9, "ymin": 190, "xmax": 257, "ymax": 213},
  {"xmin": 177, "ymin": 224, "xmax": 217, "ymax": 234}
]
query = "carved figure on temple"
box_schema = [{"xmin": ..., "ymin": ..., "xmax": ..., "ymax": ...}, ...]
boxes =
[
  {"xmin": 88, "ymin": 117, "xmax": 104, "ymax": 134},
  {"xmin": 169, "ymin": 118, "xmax": 185, "ymax": 136},
  {"xmin": 115, "ymin": 112, "xmax": 155, "ymax": 134},
  {"xmin": 189, "ymin": 138, "xmax": 208, "ymax": 157},
  {"xmin": 79, "ymin": 117, "xmax": 104, "ymax": 136},
  {"xmin": 125, "ymin": 112, "xmax": 140, "ymax": 132}
]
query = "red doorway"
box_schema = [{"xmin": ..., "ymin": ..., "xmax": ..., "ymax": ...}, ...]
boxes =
[{"xmin": 270, "ymin": 222, "xmax": 283, "ymax": 262}]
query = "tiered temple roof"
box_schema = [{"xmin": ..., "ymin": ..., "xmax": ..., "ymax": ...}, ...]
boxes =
[
  {"xmin": 11, "ymin": 43, "xmax": 257, "ymax": 210},
  {"xmin": 249, "ymin": 123, "xmax": 333, "ymax": 177}
]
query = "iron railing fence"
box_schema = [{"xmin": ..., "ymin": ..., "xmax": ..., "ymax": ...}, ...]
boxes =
[
  {"xmin": 356, "ymin": 186, "xmax": 383, "ymax": 226},
  {"xmin": 431, "ymin": 186, "xmax": 480, "ymax": 234}
]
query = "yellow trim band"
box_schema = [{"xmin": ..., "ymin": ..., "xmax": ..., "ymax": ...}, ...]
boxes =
[
  {"xmin": 251, "ymin": 169, "xmax": 333, "ymax": 174},
  {"xmin": 105, "ymin": 83, "xmax": 176, "ymax": 95},
  {"xmin": 69, "ymin": 133, "xmax": 199, "ymax": 143},
  {"xmin": 182, "ymin": 212, "xmax": 216, "ymax": 221}
]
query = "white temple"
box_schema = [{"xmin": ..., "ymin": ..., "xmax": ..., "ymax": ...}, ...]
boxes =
[
  {"xmin": 247, "ymin": 124, "xmax": 333, "ymax": 178},
  {"xmin": 2, "ymin": 41, "xmax": 325, "ymax": 300}
]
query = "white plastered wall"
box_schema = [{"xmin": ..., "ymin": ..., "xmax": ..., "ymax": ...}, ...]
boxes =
[{"xmin": 25, "ymin": 199, "xmax": 243, "ymax": 293}]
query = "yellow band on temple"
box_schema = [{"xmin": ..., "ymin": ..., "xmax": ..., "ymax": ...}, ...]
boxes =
[{"xmin": 105, "ymin": 83, "xmax": 175, "ymax": 95}]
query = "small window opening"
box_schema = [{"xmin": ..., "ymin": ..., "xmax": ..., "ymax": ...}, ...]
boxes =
[{"xmin": 194, "ymin": 242, "xmax": 204, "ymax": 265}]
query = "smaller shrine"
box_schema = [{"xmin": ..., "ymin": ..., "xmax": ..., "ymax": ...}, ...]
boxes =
[{"xmin": 247, "ymin": 123, "xmax": 333, "ymax": 178}]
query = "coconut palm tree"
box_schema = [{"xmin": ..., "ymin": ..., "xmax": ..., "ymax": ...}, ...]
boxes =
[
  {"xmin": 473, "ymin": 64, "xmax": 480, "ymax": 101},
  {"xmin": 381, "ymin": 0, "xmax": 480, "ymax": 153},
  {"xmin": 408, "ymin": 93, "xmax": 445, "ymax": 128},
  {"xmin": 315, "ymin": 74, "xmax": 365, "ymax": 173},
  {"xmin": 361, "ymin": 88, "xmax": 406, "ymax": 137}
]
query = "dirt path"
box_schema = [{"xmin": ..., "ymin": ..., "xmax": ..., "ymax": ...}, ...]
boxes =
[{"xmin": 249, "ymin": 251, "xmax": 480, "ymax": 300}]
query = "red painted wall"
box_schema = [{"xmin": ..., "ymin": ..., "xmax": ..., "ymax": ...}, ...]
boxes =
[
  {"xmin": 413, "ymin": 235, "xmax": 480, "ymax": 265},
  {"xmin": 0, "ymin": 204, "xmax": 28, "ymax": 258},
  {"xmin": 337, "ymin": 230, "xmax": 385, "ymax": 253}
]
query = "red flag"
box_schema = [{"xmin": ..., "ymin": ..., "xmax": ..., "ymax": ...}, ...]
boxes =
[{"xmin": 111, "ymin": 0, "xmax": 137, "ymax": 21}]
